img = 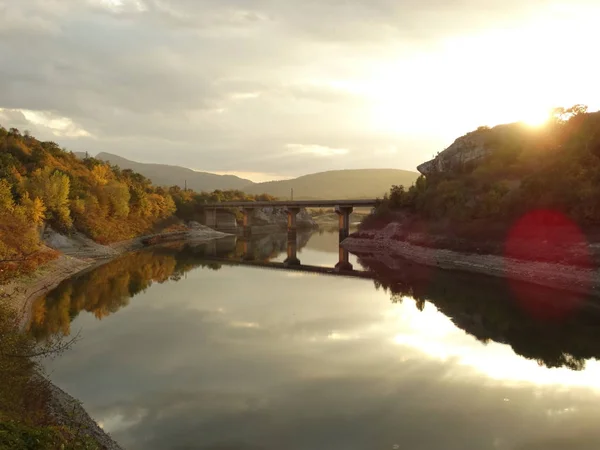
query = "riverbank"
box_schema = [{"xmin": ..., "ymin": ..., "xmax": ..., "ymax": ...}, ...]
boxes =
[
  {"xmin": 343, "ymin": 222, "xmax": 600, "ymax": 297},
  {"xmin": 44, "ymin": 380, "xmax": 124, "ymax": 450},
  {"xmin": 2, "ymin": 224, "xmax": 228, "ymax": 450},
  {"xmin": 4, "ymin": 224, "xmax": 229, "ymax": 320}
]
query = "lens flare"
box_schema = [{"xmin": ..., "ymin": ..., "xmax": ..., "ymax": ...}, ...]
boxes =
[{"xmin": 504, "ymin": 210, "xmax": 591, "ymax": 321}]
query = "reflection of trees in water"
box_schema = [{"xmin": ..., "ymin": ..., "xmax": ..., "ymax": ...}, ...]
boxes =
[
  {"xmin": 29, "ymin": 233, "xmax": 316, "ymax": 341},
  {"xmin": 28, "ymin": 243, "xmax": 224, "ymax": 340},
  {"xmin": 360, "ymin": 254, "xmax": 600, "ymax": 371}
]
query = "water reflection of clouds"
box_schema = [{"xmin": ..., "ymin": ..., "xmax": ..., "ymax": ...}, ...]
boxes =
[
  {"xmin": 388, "ymin": 300, "xmax": 600, "ymax": 390},
  {"xmin": 41, "ymin": 236, "xmax": 600, "ymax": 450}
]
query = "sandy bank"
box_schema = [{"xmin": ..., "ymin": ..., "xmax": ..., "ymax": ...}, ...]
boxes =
[{"xmin": 342, "ymin": 223, "xmax": 600, "ymax": 297}]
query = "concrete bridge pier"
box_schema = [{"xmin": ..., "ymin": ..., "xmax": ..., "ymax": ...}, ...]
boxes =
[
  {"xmin": 284, "ymin": 232, "xmax": 301, "ymax": 266},
  {"xmin": 205, "ymin": 208, "xmax": 217, "ymax": 228},
  {"xmin": 242, "ymin": 208, "xmax": 253, "ymax": 237},
  {"xmin": 240, "ymin": 238, "xmax": 255, "ymax": 261},
  {"xmin": 335, "ymin": 247, "xmax": 353, "ymax": 272},
  {"xmin": 285, "ymin": 207, "xmax": 301, "ymax": 234},
  {"xmin": 205, "ymin": 239, "xmax": 217, "ymax": 257},
  {"xmin": 335, "ymin": 206, "xmax": 353, "ymax": 242}
]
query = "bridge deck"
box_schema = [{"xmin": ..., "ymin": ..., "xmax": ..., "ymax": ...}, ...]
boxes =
[{"xmin": 202, "ymin": 199, "xmax": 378, "ymax": 209}]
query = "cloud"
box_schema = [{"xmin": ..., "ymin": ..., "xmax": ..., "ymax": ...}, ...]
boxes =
[
  {"xmin": 210, "ymin": 170, "xmax": 292, "ymax": 183},
  {"xmin": 0, "ymin": 0, "xmax": 599, "ymax": 177},
  {"xmin": 20, "ymin": 110, "xmax": 92, "ymax": 138},
  {"xmin": 286, "ymin": 144, "xmax": 349, "ymax": 157},
  {"xmin": 0, "ymin": 108, "xmax": 92, "ymax": 139}
]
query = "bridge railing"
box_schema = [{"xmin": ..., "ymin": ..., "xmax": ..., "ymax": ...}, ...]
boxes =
[{"xmin": 200, "ymin": 199, "xmax": 378, "ymax": 208}]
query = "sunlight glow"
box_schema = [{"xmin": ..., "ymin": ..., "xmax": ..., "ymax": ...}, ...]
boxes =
[
  {"xmin": 519, "ymin": 109, "xmax": 551, "ymax": 127},
  {"xmin": 286, "ymin": 143, "xmax": 349, "ymax": 157},
  {"xmin": 351, "ymin": 4, "xmax": 600, "ymax": 139},
  {"xmin": 390, "ymin": 301, "xmax": 600, "ymax": 390},
  {"xmin": 209, "ymin": 170, "xmax": 293, "ymax": 183}
]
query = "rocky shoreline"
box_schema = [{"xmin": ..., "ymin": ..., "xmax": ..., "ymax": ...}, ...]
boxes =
[
  {"xmin": 44, "ymin": 380, "xmax": 124, "ymax": 450},
  {"xmin": 342, "ymin": 222, "xmax": 600, "ymax": 297}
]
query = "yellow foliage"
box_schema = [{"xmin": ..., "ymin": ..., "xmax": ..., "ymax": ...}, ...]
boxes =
[{"xmin": 91, "ymin": 164, "xmax": 111, "ymax": 186}]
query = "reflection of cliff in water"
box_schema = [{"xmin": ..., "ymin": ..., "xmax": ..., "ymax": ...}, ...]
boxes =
[
  {"xmin": 357, "ymin": 252, "xmax": 600, "ymax": 371},
  {"xmin": 29, "ymin": 233, "xmax": 313, "ymax": 340}
]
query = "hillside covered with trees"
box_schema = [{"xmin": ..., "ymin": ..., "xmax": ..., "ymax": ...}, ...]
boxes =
[
  {"xmin": 0, "ymin": 127, "xmax": 274, "ymax": 282},
  {"xmin": 371, "ymin": 106, "xmax": 600, "ymax": 238}
]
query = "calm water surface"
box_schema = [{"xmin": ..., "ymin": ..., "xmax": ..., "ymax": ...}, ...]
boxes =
[{"xmin": 32, "ymin": 229, "xmax": 600, "ymax": 450}]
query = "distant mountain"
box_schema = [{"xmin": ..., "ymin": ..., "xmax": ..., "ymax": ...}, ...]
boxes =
[
  {"xmin": 243, "ymin": 169, "xmax": 420, "ymax": 200},
  {"xmin": 80, "ymin": 153, "xmax": 419, "ymax": 199},
  {"xmin": 94, "ymin": 152, "xmax": 253, "ymax": 191}
]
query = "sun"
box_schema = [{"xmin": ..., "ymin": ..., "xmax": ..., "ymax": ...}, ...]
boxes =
[{"xmin": 520, "ymin": 108, "xmax": 551, "ymax": 127}]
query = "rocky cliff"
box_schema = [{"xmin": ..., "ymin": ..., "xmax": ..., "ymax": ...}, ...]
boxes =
[
  {"xmin": 417, "ymin": 127, "xmax": 492, "ymax": 175},
  {"xmin": 417, "ymin": 123, "xmax": 527, "ymax": 175}
]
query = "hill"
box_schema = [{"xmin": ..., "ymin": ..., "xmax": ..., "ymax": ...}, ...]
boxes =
[
  {"xmin": 243, "ymin": 169, "xmax": 420, "ymax": 200},
  {"xmin": 95, "ymin": 152, "xmax": 253, "ymax": 192},
  {"xmin": 376, "ymin": 106, "xmax": 600, "ymax": 224},
  {"xmin": 0, "ymin": 127, "xmax": 182, "ymax": 280},
  {"xmin": 0, "ymin": 128, "xmax": 274, "ymax": 282}
]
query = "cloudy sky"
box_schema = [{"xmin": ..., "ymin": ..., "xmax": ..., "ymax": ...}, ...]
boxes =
[{"xmin": 1, "ymin": 0, "xmax": 600, "ymax": 181}]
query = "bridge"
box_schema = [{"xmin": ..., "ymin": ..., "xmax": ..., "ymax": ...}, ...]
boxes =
[{"xmin": 202, "ymin": 199, "xmax": 378, "ymax": 240}]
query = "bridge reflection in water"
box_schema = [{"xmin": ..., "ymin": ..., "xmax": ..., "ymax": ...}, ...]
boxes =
[{"xmin": 201, "ymin": 230, "xmax": 374, "ymax": 280}]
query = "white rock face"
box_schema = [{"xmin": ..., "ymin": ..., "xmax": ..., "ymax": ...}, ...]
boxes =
[
  {"xmin": 417, "ymin": 127, "xmax": 492, "ymax": 175},
  {"xmin": 251, "ymin": 207, "xmax": 316, "ymax": 228},
  {"xmin": 43, "ymin": 227, "xmax": 118, "ymax": 258}
]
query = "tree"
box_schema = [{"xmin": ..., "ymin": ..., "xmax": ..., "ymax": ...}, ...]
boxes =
[
  {"xmin": 0, "ymin": 179, "xmax": 15, "ymax": 212},
  {"xmin": 24, "ymin": 167, "xmax": 72, "ymax": 229}
]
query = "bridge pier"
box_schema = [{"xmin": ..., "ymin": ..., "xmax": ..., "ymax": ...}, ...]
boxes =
[
  {"xmin": 205, "ymin": 208, "xmax": 217, "ymax": 228},
  {"xmin": 205, "ymin": 239, "xmax": 217, "ymax": 257},
  {"xmin": 335, "ymin": 206, "xmax": 353, "ymax": 242},
  {"xmin": 283, "ymin": 232, "xmax": 300, "ymax": 266},
  {"xmin": 335, "ymin": 247, "xmax": 353, "ymax": 272},
  {"xmin": 242, "ymin": 208, "xmax": 253, "ymax": 237},
  {"xmin": 240, "ymin": 238, "xmax": 255, "ymax": 261},
  {"xmin": 285, "ymin": 207, "xmax": 301, "ymax": 234}
]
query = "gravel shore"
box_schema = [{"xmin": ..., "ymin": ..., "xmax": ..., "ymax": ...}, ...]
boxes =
[
  {"xmin": 44, "ymin": 380, "xmax": 125, "ymax": 450},
  {"xmin": 343, "ymin": 222, "xmax": 600, "ymax": 297}
]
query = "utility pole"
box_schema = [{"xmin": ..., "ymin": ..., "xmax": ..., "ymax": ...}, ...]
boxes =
[
  {"xmin": 184, "ymin": 180, "xmax": 187, "ymax": 191},
  {"xmin": 291, "ymin": 188, "xmax": 294, "ymax": 200}
]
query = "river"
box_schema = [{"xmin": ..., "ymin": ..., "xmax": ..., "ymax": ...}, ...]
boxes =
[{"xmin": 30, "ymin": 229, "xmax": 600, "ymax": 450}]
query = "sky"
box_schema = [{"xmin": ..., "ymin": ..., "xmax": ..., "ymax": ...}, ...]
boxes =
[{"xmin": 1, "ymin": 0, "xmax": 600, "ymax": 181}]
